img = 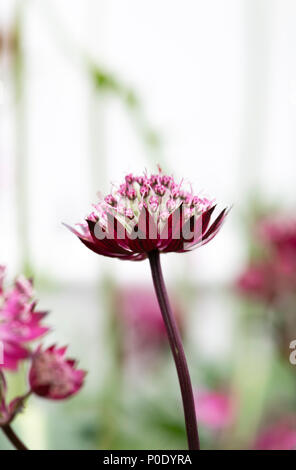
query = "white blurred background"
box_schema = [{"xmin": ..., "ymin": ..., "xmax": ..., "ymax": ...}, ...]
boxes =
[{"xmin": 1, "ymin": 0, "xmax": 295, "ymax": 284}]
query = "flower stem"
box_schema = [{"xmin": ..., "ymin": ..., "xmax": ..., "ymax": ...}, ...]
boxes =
[
  {"xmin": 148, "ymin": 250, "xmax": 200, "ymax": 450},
  {"xmin": 2, "ymin": 424, "xmax": 28, "ymax": 450}
]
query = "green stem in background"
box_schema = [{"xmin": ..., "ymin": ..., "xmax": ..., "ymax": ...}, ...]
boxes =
[
  {"xmin": 89, "ymin": 65, "xmax": 164, "ymax": 167},
  {"xmin": 148, "ymin": 250, "xmax": 200, "ymax": 450},
  {"xmin": 97, "ymin": 275, "xmax": 123, "ymax": 449},
  {"xmin": 1, "ymin": 424, "xmax": 28, "ymax": 450},
  {"xmin": 12, "ymin": 4, "xmax": 32, "ymax": 276}
]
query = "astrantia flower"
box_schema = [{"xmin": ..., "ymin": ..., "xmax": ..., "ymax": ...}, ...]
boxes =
[
  {"xmin": 29, "ymin": 345, "xmax": 86, "ymax": 400},
  {"xmin": 0, "ymin": 268, "xmax": 49, "ymax": 370},
  {"xmin": 66, "ymin": 168, "xmax": 228, "ymax": 261},
  {"xmin": 66, "ymin": 168, "xmax": 229, "ymax": 450}
]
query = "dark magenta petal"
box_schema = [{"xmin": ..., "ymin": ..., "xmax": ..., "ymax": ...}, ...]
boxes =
[
  {"xmin": 181, "ymin": 207, "xmax": 229, "ymax": 252},
  {"xmin": 135, "ymin": 207, "xmax": 159, "ymax": 253},
  {"xmin": 79, "ymin": 237, "xmax": 135, "ymax": 259},
  {"xmin": 202, "ymin": 208, "xmax": 229, "ymax": 241},
  {"xmin": 86, "ymin": 219, "xmax": 134, "ymax": 256}
]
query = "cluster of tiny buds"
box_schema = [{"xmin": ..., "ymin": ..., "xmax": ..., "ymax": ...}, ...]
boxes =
[{"xmin": 89, "ymin": 170, "xmax": 213, "ymax": 225}]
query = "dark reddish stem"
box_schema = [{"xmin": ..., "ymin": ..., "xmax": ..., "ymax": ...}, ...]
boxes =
[
  {"xmin": 148, "ymin": 250, "xmax": 200, "ymax": 450},
  {"xmin": 2, "ymin": 424, "xmax": 28, "ymax": 450}
]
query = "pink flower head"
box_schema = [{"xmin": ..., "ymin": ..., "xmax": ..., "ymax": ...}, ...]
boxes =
[
  {"xmin": 0, "ymin": 270, "xmax": 49, "ymax": 370},
  {"xmin": 194, "ymin": 390, "xmax": 236, "ymax": 430},
  {"xmin": 29, "ymin": 345, "xmax": 86, "ymax": 400},
  {"xmin": 66, "ymin": 168, "xmax": 228, "ymax": 261},
  {"xmin": 254, "ymin": 419, "xmax": 296, "ymax": 450}
]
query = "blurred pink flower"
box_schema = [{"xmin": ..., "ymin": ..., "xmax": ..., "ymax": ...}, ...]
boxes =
[
  {"xmin": 0, "ymin": 267, "xmax": 49, "ymax": 370},
  {"xmin": 236, "ymin": 216, "xmax": 296, "ymax": 303},
  {"xmin": 261, "ymin": 218, "xmax": 296, "ymax": 290},
  {"xmin": 194, "ymin": 390, "xmax": 236, "ymax": 430},
  {"xmin": 254, "ymin": 420, "xmax": 296, "ymax": 450},
  {"xmin": 29, "ymin": 345, "xmax": 86, "ymax": 400},
  {"xmin": 66, "ymin": 168, "xmax": 228, "ymax": 261},
  {"xmin": 236, "ymin": 263, "xmax": 277, "ymax": 303},
  {"xmin": 260, "ymin": 218, "xmax": 296, "ymax": 255}
]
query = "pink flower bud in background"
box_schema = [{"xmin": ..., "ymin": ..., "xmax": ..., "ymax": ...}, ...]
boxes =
[
  {"xmin": 236, "ymin": 263, "xmax": 277, "ymax": 303},
  {"xmin": 259, "ymin": 218, "xmax": 296, "ymax": 256},
  {"xmin": 194, "ymin": 389, "xmax": 236, "ymax": 430},
  {"xmin": 254, "ymin": 419, "xmax": 296, "ymax": 450},
  {"xmin": 29, "ymin": 345, "xmax": 86, "ymax": 400},
  {"xmin": 236, "ymin": 216, "xmax": 296, "ymax": 304}
]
